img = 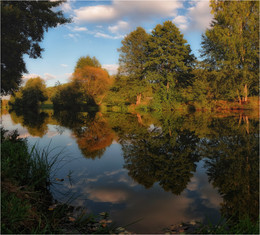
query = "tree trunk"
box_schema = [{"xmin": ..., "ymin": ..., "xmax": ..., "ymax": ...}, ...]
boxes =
[
  {"xmin": 137, "ymin": 113, "xmax": 143, "ymax": 125},
  {"xmin": 98, "ymin": 94, "xmax": 106, "ymax": 105},
  {"xmin": 244, "ymin": 84, "xmax": 248, "ymax": 102},
  {"xmin": 166, "ymin": 82, "xmax": 169, "ymax": 93},
  {"xmin": 136, "ymin": 93, "xmax": 142, "ymax": 105},
  {"xmin": 237, "ymin": 89, "xmax": 242, "ymax": 104}
]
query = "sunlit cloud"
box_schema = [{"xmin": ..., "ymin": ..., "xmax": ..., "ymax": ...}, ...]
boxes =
[
  {"xmin": 74, "ymin": 0, "xmax": 183, "ymax": 25},
  {"xmin": 86, "ymin": 188, "xmax": 129, "ymax": 204},
  {"xmin": 74, "ymin": 5, "xmax": 117, "ymax": 23}
]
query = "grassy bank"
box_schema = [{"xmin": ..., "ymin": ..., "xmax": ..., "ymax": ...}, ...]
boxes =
[
  {"xmin": 1, "ymin": 128, "xmax": 128, "ymax": 234},
  {"xmin": 102, "ymin": 96, "xmax": 259, "ymax": 113}
]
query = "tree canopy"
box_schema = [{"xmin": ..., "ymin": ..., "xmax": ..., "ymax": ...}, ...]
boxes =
[
  {"xmin": 1, "ymin": 0, "xmax": 70, "ymax": 94},
  {"xmin": 9, "ymin": 77, "xmax": 48, "ymax": 110},
  {"xmin": 72, "ymin": 65, "xmax": 111, "ymax": 104},
  {"xmin": 201, "ymin": 0, "xmax": 259, "ymax": 101},
  {"xmin": 74, "ymin": 55, "xmax": 101, "ymax": 71}
]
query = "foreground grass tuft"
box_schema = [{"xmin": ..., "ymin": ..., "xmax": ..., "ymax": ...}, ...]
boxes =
[{"xmin": 1, "ymin": 128, "xmax": 129, "ymax": 234}]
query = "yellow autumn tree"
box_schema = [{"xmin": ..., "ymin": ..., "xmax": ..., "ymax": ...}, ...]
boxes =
[{"xmin": 72, "ymin": 66, "xmax": 111, "ymax": 105}]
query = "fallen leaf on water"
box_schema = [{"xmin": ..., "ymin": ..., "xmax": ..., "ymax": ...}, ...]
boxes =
[
  {"xmin": 48, "ymin": 204, "xmax": 57, "ymax": 210},
  {"xmin": 68, "ymin": 217, "xmax": 76, "ymax": 222},
  {"xmin": 55, "ymin": 178, "xmax": 64, "ymax": 182}
]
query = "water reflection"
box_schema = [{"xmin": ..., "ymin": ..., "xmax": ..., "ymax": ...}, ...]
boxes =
[
  {"xmin": 2, "ymin": 109, "xmax": 259, "ymax": 231},
  {"xmin": 53, "ymin": 111, "xmax": 115, "ymax": 159},
  {"xmin": 202, "ymin": 117, "xmax": 259, "ymax": 223},
  {"xmin": 9, "ymin": 109, "xmax": 49, "ymax": 137}
]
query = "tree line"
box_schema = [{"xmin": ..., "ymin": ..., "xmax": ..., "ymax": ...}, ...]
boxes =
[
  {"xmin": 107, "ymin": 0, "xmax": 258, "ymax": 110},
  {"xmin": 9, "ymin": 56, "xmax": 111, "ymax": 111},
  {"xmin": 5, "ymin": 0, "xmax": 259, "ymax": 111}
]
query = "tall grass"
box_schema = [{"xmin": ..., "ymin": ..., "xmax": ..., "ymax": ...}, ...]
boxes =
[{"xmin": 1, "ymin": 128, "xmax": 68, "ymax": 233}]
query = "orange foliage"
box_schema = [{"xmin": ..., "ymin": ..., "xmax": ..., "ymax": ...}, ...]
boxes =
[
  {"xmin": 75, "ymin": 116, "xmax": 116, "ymax": 159},
  {"xmin": 72, "ymin": 66, "xmax": 111, "ymax": 99}
]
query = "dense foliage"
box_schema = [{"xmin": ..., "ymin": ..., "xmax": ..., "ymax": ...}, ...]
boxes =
[
  {"xmin": 74, "ymin": 55, "xmax": 101, "ymax": 71},
  {"xmin": 1, "ymin": 0, "xmax": 70, "ymax": 94},
  {"xmin": 201, "ymin": 0, "xmax": 259, "ymax": 101},
  {"xmin": 9, "ymin": 77, "xmax": 48, "ymax": 111}
]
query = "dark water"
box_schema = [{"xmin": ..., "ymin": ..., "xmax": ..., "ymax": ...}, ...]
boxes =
[{"xmin": 1, "ymin": 109, "xmax": 259, "ymax": 233}]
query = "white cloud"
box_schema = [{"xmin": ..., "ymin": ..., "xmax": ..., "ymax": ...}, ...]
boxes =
[
  {"xmin": 73, "ymin": 26, "xmax": 87, "ymax": 32},
  {"xmin": 61, "ymin": 2, "xmax": 72, "ymax": 13},
  {"xmin": 74, "ymin": 0, "xmax": 183, "ymax": 24},
  {"xmin": 108, "ymin": 20, "xmax": 130, "ymax": 34},
  {"xmin": 102, "ymin": 64, "xmax": 119, "ymax": 75},
  {"xmin": 172, "ymin": 0, "xmax": 212, "ymax": 32},
  {"xmin": 74, "ymin": 5, "xmax": 117, "ymax": 23},
  {"xmin": 172, "ymin": 15, "xmax": 188, "ymax": 31},
  {"xmin": 66, "ymin": 33, "xmax": 80, "ymax": 41},
  {"xmin": 21, "ymin": 73, "xmax": 56, "ymax": 83},
  {"xmin": 43, "ymin": 73, "xmax": 56, "ymax": 81},
  {"xmin": 60, "ymin": 64, "xmax": 68, "ymax": 68},
  {"xmin": 187, "ymin": 0, "xmax": 213, "ymax": 31},
  {"xmin": 22, "ymin": 74, "xmax": 40, "ymax": 81},
  {"xmin": 95, "ymin": 32, "xmax": 123, "ymax": 40}
]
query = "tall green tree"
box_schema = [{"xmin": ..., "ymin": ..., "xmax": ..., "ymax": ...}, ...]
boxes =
[
  {"xmin": 117, "ymin": 27, "xmax": 149, "ymax": 105},
  {"xmin": 146, "ymin": 21, "xmax": 195, "ymax": 89},
  {"xmin": 1, "ymin": 1, "xmax": 70, "ymax": 94},
  {"xmin": 118, "ymin": 27, "xmax": 149, "ymax": 79},
  {"xmin": 201, "ymin": 0, "xmax": 259, "ymax": 102}
]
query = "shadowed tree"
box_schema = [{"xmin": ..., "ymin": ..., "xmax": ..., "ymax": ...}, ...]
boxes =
[
  {"xmin": 1, "ymin": 0, "xmax": 70, "ymax": 94},
  {"xmin": 9, "ymin": 77, "xmax": 48, "ymax": 111}
]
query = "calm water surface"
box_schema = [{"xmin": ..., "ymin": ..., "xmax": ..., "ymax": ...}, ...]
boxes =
[{"xmin": 1, "ymin": 109, "xmax": 259, "ymax": 233}]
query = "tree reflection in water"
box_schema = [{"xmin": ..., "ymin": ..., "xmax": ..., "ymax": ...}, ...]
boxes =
[
  {"xmin": 202, "ymin": 117, "xmax": 259, "ymax": 224},
  {"xmin": 10, "ymin": 109, "xmax": 49, "ymax": 137},
  {"xmin": 53, "ymin": 111, "xmax": 115, "ymax": 159},
  {"xmin": 8, "ymin": 109, "xmax": 259, "ymax": 224}
]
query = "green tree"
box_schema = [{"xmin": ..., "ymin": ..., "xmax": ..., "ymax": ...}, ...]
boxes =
[
  {"xmin": 51, "ymin": 82, "xmax": 93, "ymax": 110},
  {"xmin": 145, "ymin": 21, "xmax": 195, "ymax": 102},
  {"xmin": 201, "ymin": 0, "xmax": 259, "ymax": 102},
  {"xmin": 1, "ymin": 1, "xmax": 70, "ymax": 94},
  {"xmin": 117, "ymin": 27, "xmax": 150, "ymax": 105},
  {"xmin": 74, "ymin": 55, "xmax": 101, "ymax": 71},
  {"xmin": 9, "ymin": 77, "xmax": 48, "ymax": 110}
]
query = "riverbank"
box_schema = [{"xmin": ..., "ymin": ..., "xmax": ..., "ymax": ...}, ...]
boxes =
[
  {"xmin": 1, "ymin": 128, "xmax": 128, "ymax": 234},
  {"xmin": 100, "ymin": 96, "xmax": 259, "ymax": 114}
]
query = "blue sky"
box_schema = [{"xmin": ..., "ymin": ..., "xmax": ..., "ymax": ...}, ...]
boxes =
[{"xmin": 23, "ymin": 0, "xmax": 213, "ymax": 87}]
